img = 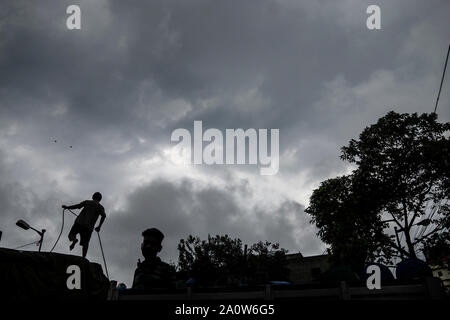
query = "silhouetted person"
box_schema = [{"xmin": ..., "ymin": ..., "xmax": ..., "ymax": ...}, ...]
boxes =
[
  {"xmin": 62, "ymin": 192, "xmax": 106, "ymax": 258},
  {"xmin": 132, "ymin": 228, "xmax": 176, "ymax": 290}
]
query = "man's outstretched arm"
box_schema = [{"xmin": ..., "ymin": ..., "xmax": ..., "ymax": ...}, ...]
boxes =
[
  {"xmin": 62, "ymin": 202, "xmax": 84, "ymax": 210},
  {"xmin": 95, "ymin": 209, "xmax": 106, "ymax": 232}
]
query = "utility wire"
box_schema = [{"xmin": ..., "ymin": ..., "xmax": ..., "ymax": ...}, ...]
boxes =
[
  {"xmin": 15, "ymin": 240, "xmax": 40, "ymax": 250},
  {"xmin": 434, "ymin": 44, "xmax": 450, "ymax": 114}
]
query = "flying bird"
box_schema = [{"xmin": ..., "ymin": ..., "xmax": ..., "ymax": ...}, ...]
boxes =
[{"xmin": 52, "ymin": 138, "xmax": 73, "ymax": 149}]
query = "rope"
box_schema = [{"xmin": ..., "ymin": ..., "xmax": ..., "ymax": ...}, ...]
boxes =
[
  {"xmin": 50, "ymin": 208, "xmax": 80, "ymax": 253},
  {"xmin": 97, "ymin": 231, "xmax": 110, "ymax": 280},
  {"xmin": 66, "ymin": 208, "xmax": 79, "ymax": 217},
  {"xmin": 50, "ymin": 208, "xmax": 66, "ymax": 252}
]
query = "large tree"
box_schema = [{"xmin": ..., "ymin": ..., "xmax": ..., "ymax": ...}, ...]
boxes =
[{"xmin": 306, "ymin": 112, "xmax": 450, "ymax": 266}]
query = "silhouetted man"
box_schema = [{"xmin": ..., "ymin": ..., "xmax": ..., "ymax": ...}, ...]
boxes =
[
  {"xmin": 62, "ymin": 192, "xmax": 106, "ymax": 258},
  {"xmin": 132, "ymin": 228, "xmax": 176, "ymax": 290}
]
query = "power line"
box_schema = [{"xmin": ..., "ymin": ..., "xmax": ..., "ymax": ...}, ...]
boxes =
[
  {"xmin": 15, "ymin": 240, "xmax": 40, "ymax": 250},
  {"xmin": 434, "ymin": 44, "xmax": 450, "ymax": 114}
]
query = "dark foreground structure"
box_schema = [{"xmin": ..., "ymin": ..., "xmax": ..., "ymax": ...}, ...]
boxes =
[
  {"xmin": 0, "ymin": 248, "xmax": 448, "ymax": 301},
  {"xmin": 0, "ymin": 248, "xmax": 109, "ymax": 300},
  {"xmin": 110, "ymin": 278, "xmax": 447, "ymax": 300}
]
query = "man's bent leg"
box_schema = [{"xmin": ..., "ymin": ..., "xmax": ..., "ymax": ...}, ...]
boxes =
[
  {"xmin": 68, "ymin": 224, "xmax": 79, "ymax": 250},
  {"xmin": 82, "ymin": 244, "xmax": 89, "ymax": 258},
  {"xmin": 79, "ymin": 226, "xmax": 92, "ymax": 258},
  {"xmin": 69, "ymin": 238, "xmax": 78, "ymax": 251}
]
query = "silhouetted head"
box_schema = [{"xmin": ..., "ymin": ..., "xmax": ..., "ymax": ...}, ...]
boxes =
[
  {"xmin": 92, "ymin": 192, "xmax": 102, "ymax": 202},
  {"xmin": 141, "ymin": 228, "xmax": 164, "ymax": 260}
]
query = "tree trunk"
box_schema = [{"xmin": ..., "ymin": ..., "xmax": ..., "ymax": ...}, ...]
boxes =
[{"xmin": 404, "ymin": 229, "xmax": 417, "ymax": 258}]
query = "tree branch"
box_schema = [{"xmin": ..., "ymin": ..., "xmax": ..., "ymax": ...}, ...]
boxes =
[
  {"xmin": 402, "ymin": 198, "xmax": 410, "ymax": 230},
  {"xmin": 386, "ymin": 210, "xmax": 403, "ymax": 229},
  {"xmin": 383, "ymin": 240, "xmax": 411, "ymax": 257},
  {"xmin": 402, "ymin": 197, "xmax": 418, "ymax": 258},
  {"xmin": 413, "ymin": 224, "xmax": 444, "ymax": 245},
  {"xmin": 372, "ymin": 253, "xmax": 405, "ymax": 259},
  {"xmin": 410, "ymin": 184, "xmax": 434, "ymax": 227}
]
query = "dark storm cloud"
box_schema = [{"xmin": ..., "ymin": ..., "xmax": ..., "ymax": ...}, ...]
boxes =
[
  {"xmin": 0, "ymin": 162, "xmax": 67, "ymax": 250},
  {"xmin": 1, "ymin": 0, "xmax": 448, "ymax": 149}
]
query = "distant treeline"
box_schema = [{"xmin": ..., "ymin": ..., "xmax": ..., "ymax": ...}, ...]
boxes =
[{"xmin": 175, "ymin": 234, "xmax": 289, "ymax": 287}]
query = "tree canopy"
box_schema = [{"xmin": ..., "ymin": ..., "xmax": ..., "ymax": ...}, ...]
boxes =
[
  {"xmin": 306, "ymin": 111, "xmax": 450, "ymax": 266},
  {"xmin": 177, "ymin": 234, "xmax": 289, "ymax": 287}
]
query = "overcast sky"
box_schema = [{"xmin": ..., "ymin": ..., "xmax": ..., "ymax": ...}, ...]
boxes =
[{"xmin": 0, "ymin": 0, "xmax": 449, "ymax": 286}]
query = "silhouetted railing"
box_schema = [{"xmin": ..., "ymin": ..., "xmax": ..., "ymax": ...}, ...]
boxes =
[{"xmin": 109, "ymin": 277, "xmax": 447, "ymax": 300}]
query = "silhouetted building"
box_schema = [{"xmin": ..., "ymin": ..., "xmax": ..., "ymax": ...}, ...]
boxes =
[
  {"xmin": 286, "ymin": 252, "xmax": 330, "ymax": 284},
  {"xmin": 430, "ymin": 263, "xmax": 450, "ymax": 292}
]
